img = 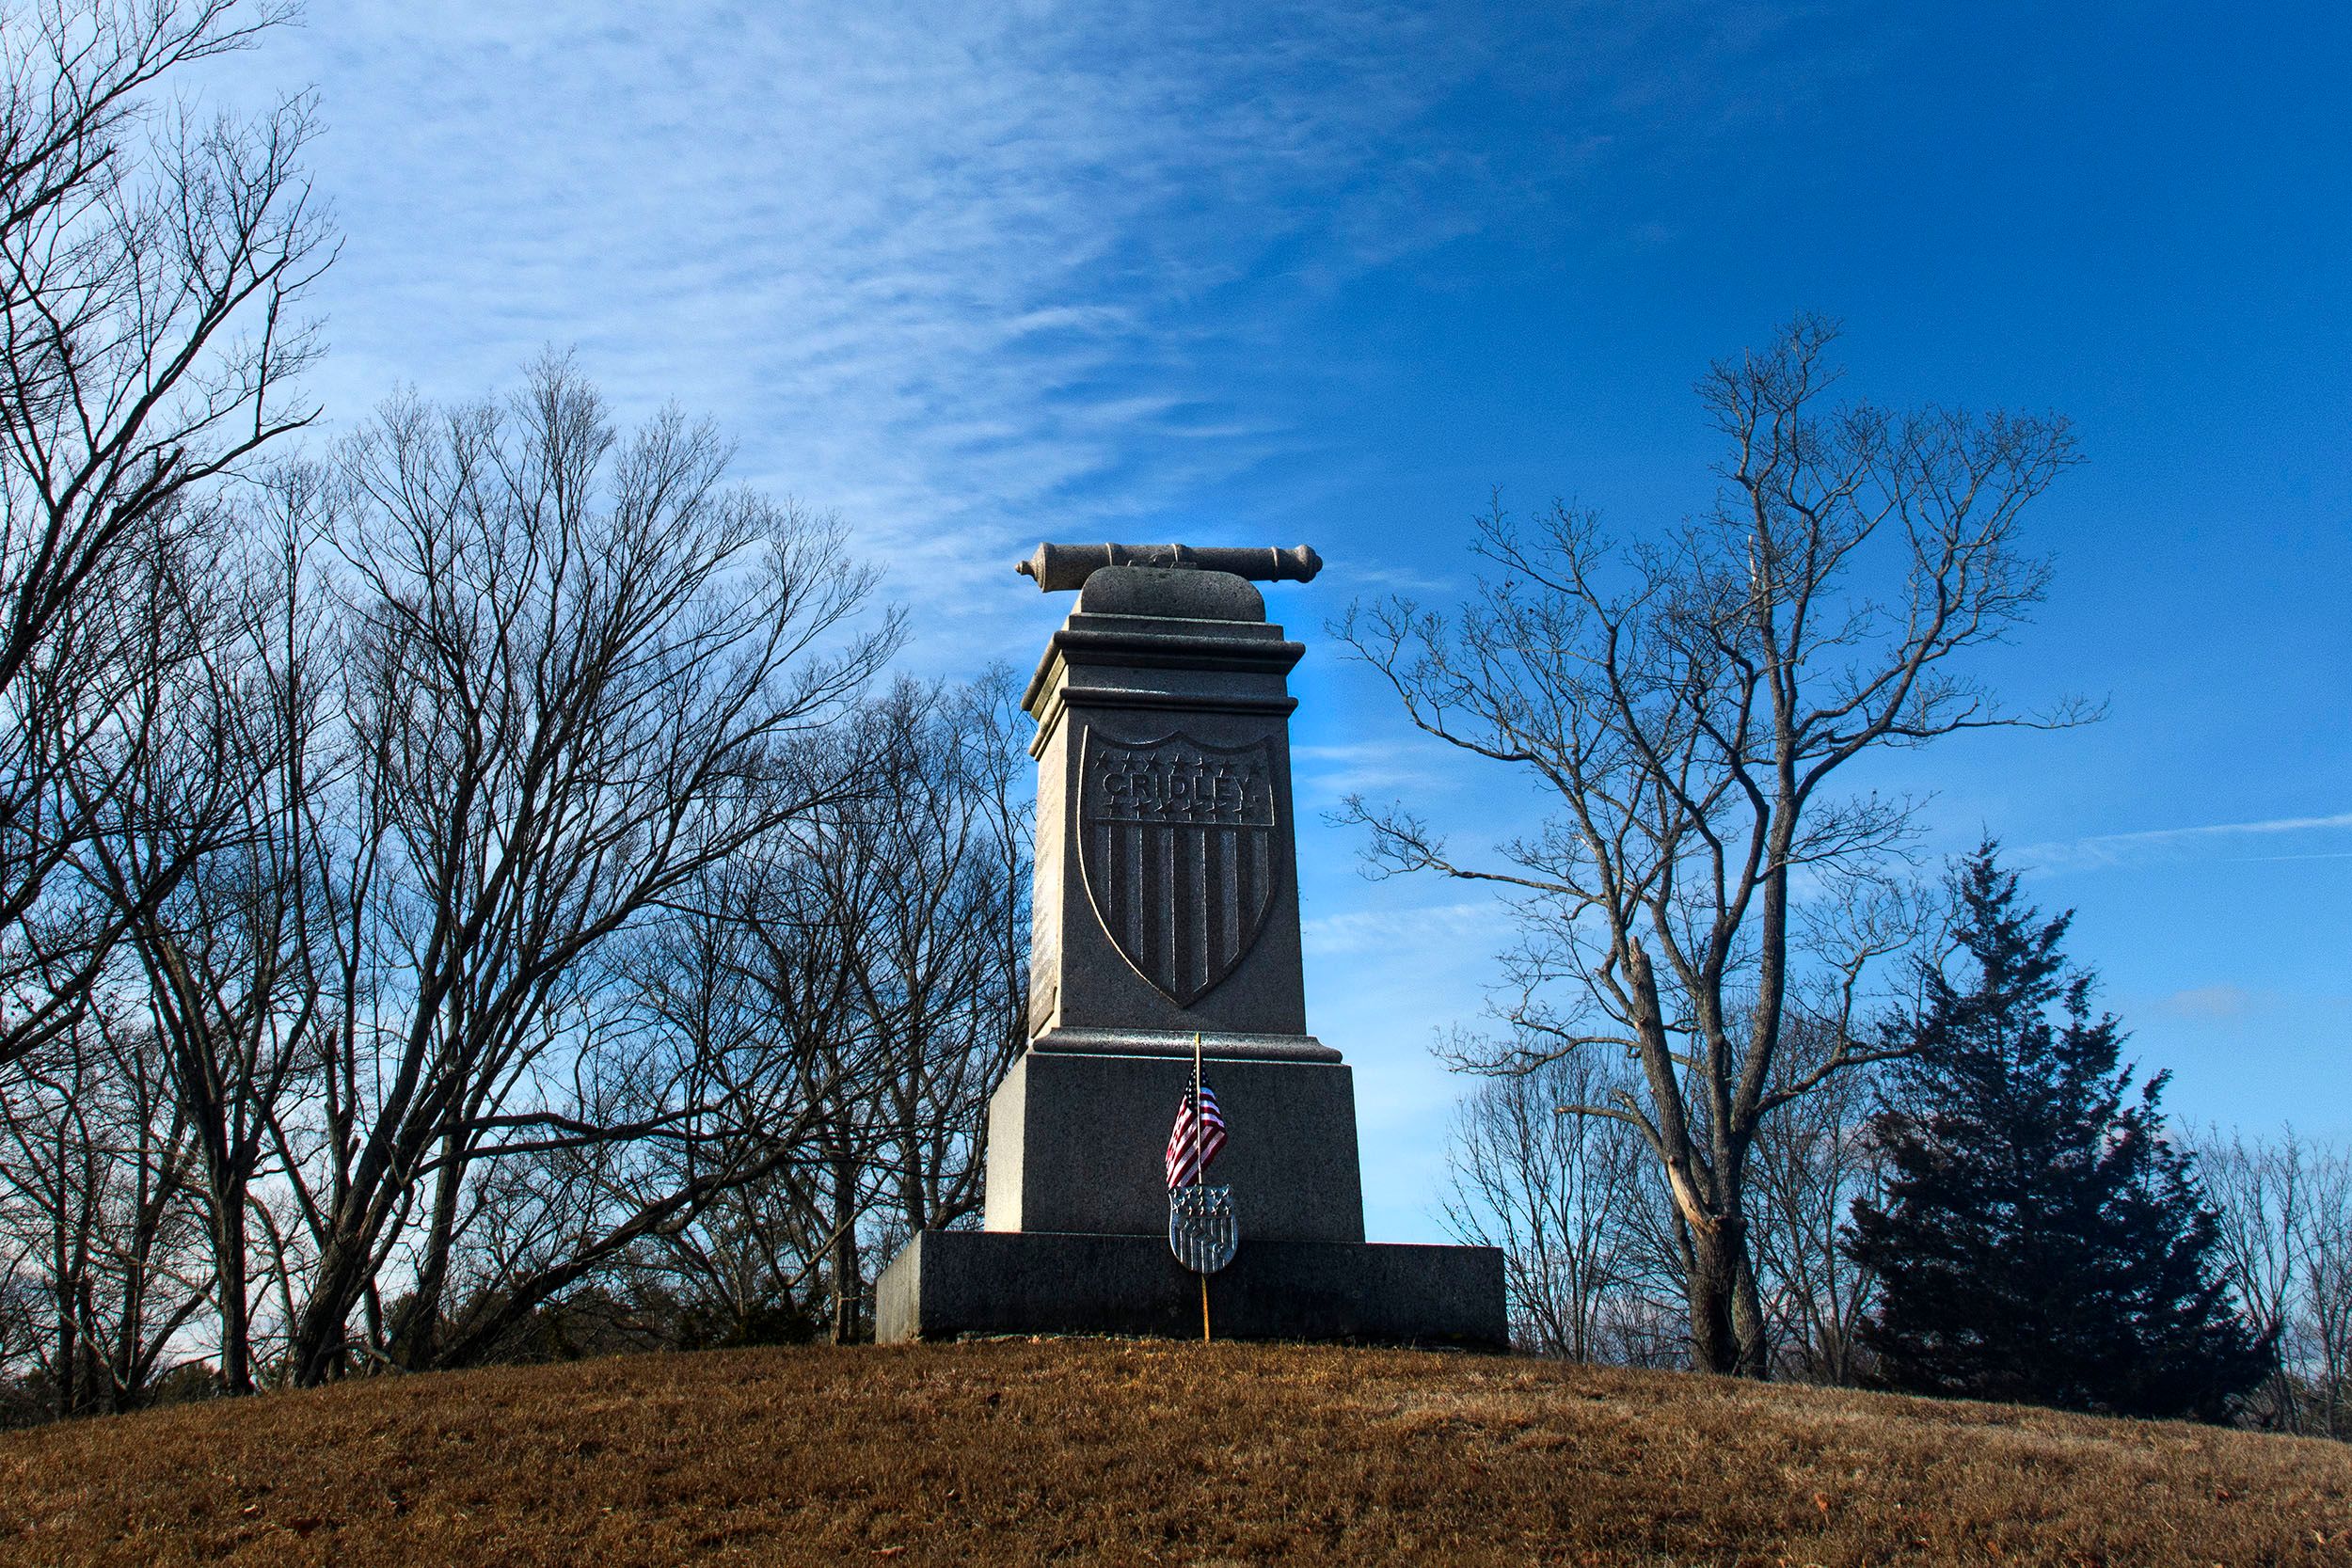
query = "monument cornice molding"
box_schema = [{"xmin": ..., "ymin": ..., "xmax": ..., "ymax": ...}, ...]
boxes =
[
  {"xmin": 1025, "ymin": 1024, "xmax": 1341, "ymax": 1063},
  {"xmin": 1016, "ymin": 625, "xmax": 1298, "ymax": 700},
  {"xmin": 1051, "ymin": 626, "xmax": 1306, "ymax": 664},
  {"xmin": 1022, "ymin": 627, "xmax": 1306, "ymax": 714},
  {"xmin": 1025, "ymin": 684, "xmax": 1301, "ymax": 754}
]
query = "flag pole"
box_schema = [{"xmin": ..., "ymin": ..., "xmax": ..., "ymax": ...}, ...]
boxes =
[{"xmin": 1195, "ymin": 1031, "xmax": 1209, "ymax": 1344}]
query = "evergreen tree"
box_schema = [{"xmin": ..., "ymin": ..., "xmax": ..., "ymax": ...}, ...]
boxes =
[{"xmin": 1845, "ymin": 845, "xmax": 2272, "ymax": 1421}]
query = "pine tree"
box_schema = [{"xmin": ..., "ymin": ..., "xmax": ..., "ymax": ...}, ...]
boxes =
[{"xmin": 1845, "ymin": 845, "xmax": 2273, "ymax": 1421}]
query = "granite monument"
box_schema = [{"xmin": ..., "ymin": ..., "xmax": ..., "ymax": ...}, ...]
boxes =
[{"xmin": 875, "ymin": 543, "xmax": 1505, "ymax": 1346}]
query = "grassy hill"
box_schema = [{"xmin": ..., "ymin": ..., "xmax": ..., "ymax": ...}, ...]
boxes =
[{"xmin": 0, "ymin": 1340, "xmax": 2344, "ymax": 1566}]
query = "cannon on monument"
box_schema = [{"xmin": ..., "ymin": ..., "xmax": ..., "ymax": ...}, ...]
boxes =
[{"xmin": 1014, "ymin": 541, "xmax": 1322, "ymax": 592}]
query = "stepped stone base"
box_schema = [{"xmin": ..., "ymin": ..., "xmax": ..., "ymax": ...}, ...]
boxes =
[{"xmin": 875, "ymin": 1229, "xmax": 1507, "ymax": 1349}]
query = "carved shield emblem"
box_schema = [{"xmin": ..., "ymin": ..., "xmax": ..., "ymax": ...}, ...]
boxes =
[
  {"xmin": 1079, "ymin": 728, "xmax": 1279, "ymax": 1006},
  {"xmin": 1168, "ymin": 1184, "xmax": 1238, "ymax": 1275}
]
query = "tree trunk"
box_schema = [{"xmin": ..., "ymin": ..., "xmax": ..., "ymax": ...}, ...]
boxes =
[
  {"xmin": 395, "ymin": 1131, "xmax": 468, "ymax": 1370},
  {"xmin": 52, "ymin": 1296, "xmax": 77, "ymax": 1419},
  {"xmin": 185, "ymin": 1054, "xmax": 258, "ymax": 1396},
  {"xmin": 110, "ymin": 1263, "xmax": 143, "ymax": 1414},
  {"xmin": 1686, "ymin": 1217, "xmax": 1756, "ymax": 1377},
  {"xmin": 212, "ymin": 1188, "xmax": 254, "ymax": 1395},
  {"xmin": 1733, "ymin": 1246, "xmax": 1770, "ymax": 1378},
  {"xmin": 830, "ymin": 1149, "xmax": 861, "ymax": 1344},
  {"xmin": 288, "ymin": 1230, "xmax": 366, "ymax": 1386}
]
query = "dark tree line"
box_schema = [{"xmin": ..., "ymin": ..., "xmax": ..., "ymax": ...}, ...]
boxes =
[
  {"xmin": 0, "ymin": 351, "xmax": 1034, "ymax": 1418},
  {"xmin": 1342, "ymin": 314, "xmax": 2091, "ymax": 1376},
  {"xmin": 1386, "ymin": 319, "xmax": 2299, "ymax": 1425},
  {"xmin": 1444, "ymin": 845, "xmax": 2312, "ymax": 1430},
  {"xmin": 0, "ymin": 1, "xmax": 1033, "ymax": 1419}
]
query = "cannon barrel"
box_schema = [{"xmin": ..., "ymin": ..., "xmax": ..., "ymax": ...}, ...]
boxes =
[{"xmin": 1014, "ymin": 542, "xmax": 1323, "ymax": 593}]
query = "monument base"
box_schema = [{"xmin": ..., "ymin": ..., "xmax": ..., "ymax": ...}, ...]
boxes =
[
  {"xmin": 875, "ymin": 1229, "xmax": 1507, "ymax": 1350},
  {"xmin": 984, "ymin": 1050, "xmax": 1366, "ymax": 1242}
]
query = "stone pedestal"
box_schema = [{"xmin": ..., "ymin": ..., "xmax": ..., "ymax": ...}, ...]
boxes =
[
  {"xmin": 874, "ymin": 553, "xmax": 1505, "ymax": 1350},
  {"xmin": 982, "ymin": 1051, "xmax": 1363, "ymax": 1242}
]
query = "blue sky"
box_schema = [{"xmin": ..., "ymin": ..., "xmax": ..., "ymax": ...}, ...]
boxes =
[{"xmin": 205, "ymin": 1, "xmax": 2350, "ymax": 1242}]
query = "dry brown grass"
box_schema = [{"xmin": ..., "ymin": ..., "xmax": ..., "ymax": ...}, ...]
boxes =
[{"xmin": 0, "ymin": 1340, "xmax": 2343, "ymax": 1566}]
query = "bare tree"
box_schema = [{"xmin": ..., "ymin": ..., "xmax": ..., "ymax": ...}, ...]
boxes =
[
  {"xmin": 699, "ymin": 674, "xmax": 1030, "ymax": 1346},
  {"xmin": 1337, "ymin": 316, "xmax": 2090, "ymax": 1375},
  {"xmin": 625, "ymin": 673, "xmax": 1030, "ymax": 1348},
  {"xmin": 2306, "ymin": 1151, "xmax": 2352, "ymax": 1439},
  {"xmin": 848, "ymin": 674, "xmax": 1028, "ymax": 1243},
  {"xmin": 274, "ymin": 356, "xmax": 896, "ymax": 1385},
  {"xmin": 64, "ymin": 475, "xmax": 332, "ymax": 1394},
  {"xmin": 1442, "ymin": 1041, "xmax": 1652, "ymax": 1360},
  {"xmin": 607, "ymin": 865, "xmax": 856, "ymax": 1351},
  {"xmin": 1749, "ymin": 1030, "xmax": 1885, "ymax": 1385},
  {"xmin": 433, "ymin": 826, "xmax": 884, "ymax": 1364},
  {"xmin": 0, "ymin": 0, "xmax": 328, "ymax": 1067},
  {"xmin": 0, "ymin": 1014, "xmax": 206, "ymax": 1415},
  {"xmin": 2201, "ymin": 1127, "xmax": 2352, "ymax": 1437},
  {"xmin": 2198, "ymin": 1126, "xmax": 2312, "ymax": 1428}
]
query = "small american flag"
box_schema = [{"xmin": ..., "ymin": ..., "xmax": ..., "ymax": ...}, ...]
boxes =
[{"xmin": 1164, "ymin": 1085, "xmax": 1227, "ymax": 1190}]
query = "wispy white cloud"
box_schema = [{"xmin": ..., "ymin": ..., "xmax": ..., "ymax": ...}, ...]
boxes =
[
  {"xmin": 2153, "ymin": 984, "xmax": 2265, "ymax": 1022},
  {"xmin": 184, "ymin": 0, "xmax": 1904, "ymax": 680},
  {"xmin": 193, "ymin": 1, "xmax": 1519, "ymax": 664},
  {"xmin": 1301, "ymin": 897, "xmax": 1499, "ymax": 957},
  {"xmin": 2024, "ymin": 811, "xmax": 2352, "ymax": 870},
  {"xmin": 1292, "ymin": 738, "xmax": 1457, "ymax": 807},
  {"xmin": 1317, "ymin": 557, "xmax": 1467, "ymax": 597}
]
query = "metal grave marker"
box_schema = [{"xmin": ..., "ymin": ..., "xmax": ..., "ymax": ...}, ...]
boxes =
[{"xmin": 1168, "ymin": 1184, "xmax": 1237, "ymax": 1275}]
